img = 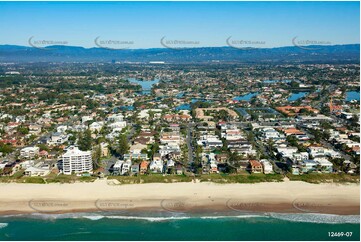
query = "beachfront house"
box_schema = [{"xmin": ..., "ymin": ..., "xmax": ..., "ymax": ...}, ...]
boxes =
[
  {"xmin": 121, "ymin": 160, "xmax": 132, "ymax": 175},
  {"xmin": 300, "ymin": 160, "xmax": 318, "ymax": 173},
  {"xmin": 249, "ymin": 160, "xmax": 263, "ymax": 173},
  {"xmin": 24, "ymin": 163, "xmax": 50, "ymax": 177},
  {"xmin": 140, "ymin": 161, "xmax": 149, "ymax": 175},
  {"xmin": 176, "ymin": 164, "xmax": 183, "ymax": 175},
  {"xmin": 314, "ymin": 158, "xmax": 333, "ymax": 173},
  {"xmin": 112, "ymin": 160, "xmax": 124, "ymax": 175},
  {"xmin": 260, "ymin": 159, "xmax": 273, "ymax": 174},
  {"xmin": 150, "ymin": 154, "xmax": 163, "ymax": 173},
  {"xmin": 130, "ymin": 164, "xmax": 140, "ymax": 175}
]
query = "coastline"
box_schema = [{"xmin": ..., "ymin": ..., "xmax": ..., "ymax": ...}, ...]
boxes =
[{"xmin": 0, "ymin": 180, "xmax": 359, "ymax": 216}]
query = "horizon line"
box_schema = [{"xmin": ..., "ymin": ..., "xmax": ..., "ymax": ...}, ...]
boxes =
[{"xmin": 1, "ymin": 43, "xmax": 360, "ymax": 51}]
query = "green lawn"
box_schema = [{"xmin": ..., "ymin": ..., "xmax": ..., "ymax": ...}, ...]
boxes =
[
  {"xmin": 0, "ymin": 171, "xmax": 359, "ymax": 184},
  {"xmin": 108, "ymin": 174, "xmax": 193, "ymax": 184},
  {"xmin": 287, "ymin": 173, "xmax": 359, "ymax": 184},
  {"xmin": 20, "ymin": 177, "xmax": 46, "ymax": 184},
  {"xmin": 198, "ymin": 173, "xmax": 284, "ymax": 183},
  {"xmin": 45, "ymin": 174, "xmax": 97, "ymax": 183}
]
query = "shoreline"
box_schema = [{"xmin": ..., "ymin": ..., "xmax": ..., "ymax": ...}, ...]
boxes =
[{"xmin": 0, "ymin": 180, "xmax": 359, "ymax": 216}]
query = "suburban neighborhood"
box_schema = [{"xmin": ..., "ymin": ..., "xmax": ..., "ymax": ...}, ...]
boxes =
[{"xmin": 0, "ymin": 62, "xmax": 359, "ymax": 184}]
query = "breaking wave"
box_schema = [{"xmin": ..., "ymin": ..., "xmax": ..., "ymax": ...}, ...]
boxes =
[
  {"xmin": 0, "ymin": 223, "xmax": 8, "ymax": 229},
  {"xmin": 269, "ymin": 213, "xmax": 360, "ymax": 224},
  {"xmin": 1, "ymin": 212, "xmax": 359, "ymax": 224}
]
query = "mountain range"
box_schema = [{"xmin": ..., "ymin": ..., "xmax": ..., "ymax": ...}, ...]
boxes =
[{"xmin": 0, "ymin": 44, "xmax": 359, "ymax": 64}]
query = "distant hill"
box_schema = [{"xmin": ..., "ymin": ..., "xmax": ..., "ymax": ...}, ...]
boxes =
[{"xmin": 0, "ymin": 44, "xmax": 359, "ymax": 64}]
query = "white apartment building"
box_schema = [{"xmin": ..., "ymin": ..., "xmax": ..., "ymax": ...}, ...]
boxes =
[{"xmin": 61, "ymin": 146, "xmax": 93, "ymax": 175}]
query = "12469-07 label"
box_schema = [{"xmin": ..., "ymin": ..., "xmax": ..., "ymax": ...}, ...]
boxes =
[{"xmin": 328, "ymin": 232, "xmax": 353, "ymax": 237}]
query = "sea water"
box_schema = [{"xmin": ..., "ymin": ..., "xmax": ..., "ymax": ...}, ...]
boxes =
[{"xmin": 0, "ymin": 211, "xmax": 359, "ymax": 241}]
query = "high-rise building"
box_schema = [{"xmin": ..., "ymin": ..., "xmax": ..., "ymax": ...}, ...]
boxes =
[{"xmin": 61, "ymin": 146, "xmax": 93, "ymax": 175}]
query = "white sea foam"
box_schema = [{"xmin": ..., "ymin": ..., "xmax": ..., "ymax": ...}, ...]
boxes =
[
  {"xmin": 0, "ymin": 223, "xmax": 8, "ymax": 229},
  {"xmin": 82, "ymin": 215, "xmax": 105, "ymax": 221},
  {"xmin": 269, "ymin": 213, "xmax": 360, "ymax": 224},
  {"xmin": 105, "ymin": 216, "xmax": 191, "ymax": 222},
  {"xmin": 200, "ymin": 215, "xmax": 265, "ymax": 219},
  {"xmin": 2, "ymin": 212, "xmax": 359, "ymax": 224}
]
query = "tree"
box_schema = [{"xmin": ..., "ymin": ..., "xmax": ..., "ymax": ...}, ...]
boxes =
[
  {"xmin": 0, "ymin": 142, "xmax": 14, "ymax": 155},
  {"xmin": 266, "ymin": 138, "xmax": 275, "ymax": 152},
  {"xmin": 287, "ymin": 135, "xmax": 298, "ymax": 146},
  {"xmin": 68, "ymin": 134, "xmax": 76, "ymax": 144},
  {"xmin": 228, "ymin": 152, "xmax": 242, "ymax": 163},
  {"xmin": 116, "ymin": 134, "xmax": 129, "ymax": 156},
  {"xmin": 290, "ymin": 81, "xmax": 299, "ymax": 88},
  {"xmin": 151, "ymin": 143, "xmax": 159, "ymax": 157},
  {"xmin": 92, "ymin": 144, "xmax": 102, "ymax": 170},
  {"xmin": 330, "ymin": 158, "xmax": 345, "ymax": 172},
  {"xmin": 78, "ymin": 129, "xmax": 92, "ymax": 151},
  {"xmin": 37, "ymin": 144, "xmax": 50, "ymax": 152},
  {"xmin": 17, "ymin": 125, "xmax": 29, "ymax": 135}
]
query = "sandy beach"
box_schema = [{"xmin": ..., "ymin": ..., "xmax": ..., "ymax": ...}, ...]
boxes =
[{"xmin": 0, "ymin": 180, "xmax": 359, "ymax": 215}]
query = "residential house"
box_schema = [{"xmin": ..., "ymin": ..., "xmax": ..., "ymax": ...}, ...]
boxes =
[
  {"xmin": 176, "ymin": 165, "xmax": 183, "ymax": 175},
  {"xmin": 150, "ymin": 153, "xmax": 163, "ymax": 173},
  {"xmin": 56, "ymin": 125, "xmax": 68, "ymax": 133},
  {"xmin": 107, "ymin": 113, "xmax": 124, "ymax": 122},
  {"xmin": 20, "ymin": 146, "xmax": 40, "ymax": 159},
  {"xmin": 123, "ymin": 153, "xmax": 148, "ymax": 161},
  {"xmin": 130, "ymin": 164, "xmax": 140, "ymax": 175},
  {"xmin": 24, "ymin": 163, "xmax": 50, "ymax": 176},
  {"xmin": 112, "ymin": 160, "xmax": 124, "ymax": 175},
  {"xmin": 130, "ymin": 143, "xmax": 147, "ymax": 154},
  {"xmin": 159, "ymin": 144, "xmax": 181, "ymax": 157},
  {"xmin": 89, "ymin": 122, "xmax": 104, "ymax": 133},
  {"xmin": 300, "ymin": 160, "xmax": 318, "ymax": 173},
  {"xmin": 314, "ymin": 158, "xmax": 333, "ymax": 173},
  {"xmin": 249, "ymin": 160, "xmax": 263, "ymax": 173},
  {"xmin": 39, "ymin": 150, "xmax": 50, "ymax": 158},
  {"xmin": 215, "ymin": 154, "xmax": 228, "ymax": 163},
  {"xmin": 260, "ymin": 159, "xmax": 273, "ymax": 174},
  {"xmin": 82, "ymin": 116, "xmax": 93, "ymax": 123},
  {"xmin": 48, "ymin": 132, "xmax": 68, "ymax": 146},
  {"xmin": 140, "ymin": 161, "xmax": 149, "ymax": 175},
  {"xmin": 121, "ymin": 160, "xmax": 132, "ymax": 175},
  {"xmin": 160, "ymin": 131, "xmax": 182, "ymax": 145},
  {"xmin": 100, "ymin": 142, "xmax": 109, "ymax": 157},
  {"xmin": 29, "ymin": 124, "xmax": 42, "ymax": 135}
]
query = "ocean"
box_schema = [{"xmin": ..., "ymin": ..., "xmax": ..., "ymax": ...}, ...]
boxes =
[{"xmin": 0, "ymin": 212, "xmax": 359, "ymax": 241}]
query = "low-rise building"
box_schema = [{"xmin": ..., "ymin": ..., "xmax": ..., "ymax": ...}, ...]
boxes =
[
  {"xmin": 260, "ymin": 159, "xmax": 273, "ymax": 174},
  {"xmin": 315, "ymin": 158, "xmax": 333, "ymax": 173},
  {"xmin": 150, "ymin": 154, "xmax": 163, "ymax": 173},
  {"xmin": 140, "ymin": 161, "xmax": 149, "ymax": 175},
  {"xmin": 300, "ymin": 160, "xmax": 318, "ymax": 173},
  {"xmin": 130, "ymin": 164, "xmax": 139, "ymax": 175},
  {"xmin": 249, "ymin": 160, "xmax": 263, "ymax": 173},
  {"xmin": 121, "ymin": 160, "xmax": 132, "ymax": 175},
  {"xmin": 48, "ymin": 132, "xmax": 68, "ymax": 146},
  {"xmin": 20, "ymin": 146, "xmax": 40, "ymax": 159},
  {"xmin": 24, "ymin": 163, "xmax": 50, "ymax": 177}
]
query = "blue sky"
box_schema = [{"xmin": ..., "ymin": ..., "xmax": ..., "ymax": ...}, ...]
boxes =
[{"xmin": 0, "ymin": 1, "xmax": 359, "ymax": 48}]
